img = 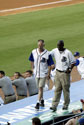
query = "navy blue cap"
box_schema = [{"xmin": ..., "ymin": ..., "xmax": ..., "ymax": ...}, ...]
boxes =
[
  {"xmin": 74, "ymin": 52, "xmax": 80, "ymax": 57},
  {"xmin": 79, "ymin": 118, "xmax": 84, "ymax": 125}
]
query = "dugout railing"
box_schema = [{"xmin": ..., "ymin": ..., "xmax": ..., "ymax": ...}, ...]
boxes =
[{"xmin": 42, "ymin": 111, "xmax": 84, "ymax": 125}]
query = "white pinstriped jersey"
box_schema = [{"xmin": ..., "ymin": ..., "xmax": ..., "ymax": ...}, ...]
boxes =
[{"xmin": 29, "ymin": 48, "xmax": 54, "ymax": 78}]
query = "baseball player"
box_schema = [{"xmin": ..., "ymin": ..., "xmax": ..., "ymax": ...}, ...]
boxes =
[
  {"xmin": 25, "ymin": 70, "xmax": 38, "ymax": 96},
  {"xmin": 0, "ymin": 71, "xmax": 16, "ymax": 104},
  {"xmin": 29, "ymin": 39, "xmax": 54, "ymax": 109},
  {"xmin": 74, "ymin": 52, "xmax": 84, "ymax": 79},
  {"xmin": 12, "ymin": 72, "xmax": 27, "ymax": 100}
]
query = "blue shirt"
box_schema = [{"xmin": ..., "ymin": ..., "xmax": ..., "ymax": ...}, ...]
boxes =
[{"xmin": 75, "ymin": 59, "xmax": 80, "ymax": 66}]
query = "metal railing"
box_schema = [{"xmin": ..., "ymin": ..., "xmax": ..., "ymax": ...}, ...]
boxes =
[{"xmin": 50, "ymin": 111, "xmax": 84, "ymax": 125}]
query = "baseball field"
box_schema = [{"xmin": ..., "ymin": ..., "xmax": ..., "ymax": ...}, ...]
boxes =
[
  {"xmin": 0, "ymin": 0, "xmax": 84, "ymax": 124},
  {"xmin": 0, "ymin": 0, "xmax": 84, "ymax": 79}
]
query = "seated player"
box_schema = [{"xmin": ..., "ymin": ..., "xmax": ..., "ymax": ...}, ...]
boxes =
[
  {"xmin": 12, "ymin": 72, "xmax": 27, "ymax": 100},
  {"xmin": 25, "ymin": 70, "xmax": 38, "ymax": 96},
  {"xmin": 0, "ymin": 71, "xmax": 16, "ymax": 104}
]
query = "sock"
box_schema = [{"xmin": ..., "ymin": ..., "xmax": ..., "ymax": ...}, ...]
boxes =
[
  {"xmin": 37, "ymin": 100, "xmax": 40, "ymax": 103},
  {"xmin": 41, "ymin": 98, "xmax": 43, "ymax": 101}
]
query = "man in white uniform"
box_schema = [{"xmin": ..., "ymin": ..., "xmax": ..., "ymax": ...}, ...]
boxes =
[
  {"xmin": 29, "ymin": 39, "xmax": 54, "ymax": 109},
  {"xmin": 74, "ymin": 52, "xmax": 84, "ymax": 79},
  {"xmin": 50, "ymin": 40, "xmax": 75, "ymax": 111}
]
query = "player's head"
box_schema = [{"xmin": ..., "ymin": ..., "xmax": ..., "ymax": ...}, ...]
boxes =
[
  {"xmin": 57, "ymin": 40, "xmax": 64, "ymax": 51},
  {"xmin": 14, "ymin": 72, "xmax": 22, "ymax": 79},
  {"xmin": 74, "ymin": 52, "xmax": 80, "ymax": 57},
  {"xmin": 25, "ymin": 70, "xmax": 33, "ymax": 77},
  {"xmin": 0, "ymin": 71, "xmax": 5, "ymax": 78},
  {"xmin": 38, "ymin": 39, "xmax": 45, "ymax": 50},
  {"xmin": 32, "ymin": 117, "xmax": 41, "ymax": 125},
  {"xmin": 74, "ymin": 52, "xmax": 80, "ymax": 59}
]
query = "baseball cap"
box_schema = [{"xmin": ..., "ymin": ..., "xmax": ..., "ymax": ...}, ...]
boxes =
[
  {"xmin": 74, "ymin": 52, "xmax": 80, "ymax": 57},
  {"xmin": 78, "ymin": 118, "xmax": 84, "ymax": 125}
]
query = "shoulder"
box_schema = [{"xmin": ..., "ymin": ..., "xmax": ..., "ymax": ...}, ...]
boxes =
[
  {"xmin": 20, "ymin": 77, "xmax": 26, "ymax": 81},
  {"xmin": 13, "ymin": 79, "xmax": 20, "ymax": 82},
  {"xmin": 50, "ymin": 48, "xmax": 58, "ymax": 54},
  {"xmin": 52, "ymin": 48, "xmax": 58, "ymax": 52},
  {"xmin": 44, "ymin": 49, "xmax": 49, "ymax": 55},
  {"xmin": 6, "ymin": 76, "xmax": 11, "ymax": 80},
  {"xmin": 79, "ymin": 57, "xmax": 84, "ymax": 61},
  {"xmin": 0, "ymin": 76, "xmax": 10, "ymax": 81},
  {"xmin": 25, "ymin": 76, "xmax": 34, "ymax": 81},
  {"xmin": 65, "ymin": 49, "xmax": 73, "ymax": 55},
  {"xmin": 32, "ymin": 49, "xmax": 37, "ymax": 53},
  {"xmin": 25, "ymin": 77, "xmax": 35, "ymax": 84},
  {"xmin": 65, "ymin": 49, "xmax": 71, "ymax": 53}
]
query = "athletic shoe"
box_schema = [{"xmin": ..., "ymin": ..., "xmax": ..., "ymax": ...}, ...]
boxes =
[
  {"xmin": 35, "ymin": 103, "xmax": 39, "ymax": 109},
  {"xmin": 50, "ymin": 106, "xmax": 57, "ymax": 112},
  {"xmin": 62, "ymin": 105, "xmax": 68, "ymax": 110},
  {"xmin": 40, "ymin": 99, "xmax": 45, "ymax": 107}
]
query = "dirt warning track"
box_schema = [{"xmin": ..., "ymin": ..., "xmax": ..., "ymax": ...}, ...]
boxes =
[{"xmin": 0, "ymin": 0, "xmax": 84, "ymax": 16}]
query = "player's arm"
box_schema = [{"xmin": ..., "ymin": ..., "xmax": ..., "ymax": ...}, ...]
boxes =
[
  {"xmin": 66, "ymin": 52, "xmax": 76, "ymax": 73},
  {"xmin": 29, "ymin": 52, "xmax": 34, "ymax": 72},
  {"xmin": 0, "ymin": 79, "xmax": 3, "ymax": 87},
  {"xmin": 12, "ymin": 79, "xmax": 19, "ymax": 87},
  {"xmin": 47, "ymin": 66, "xmax": 51, "ymax": 79},
  {"xmin": 30, "ymin": 62, "xmax": 34, "ymax": 72},
  {"xmin": 50, "ymin": 49, "xmax": 55, "ymax": 58},
  {"xmin": 75, "ymin": 59, "xmax": 80, "ymax": 66},
  {"xmin": 47, "ymin": 54, "xmax": 55, "ymax": 79}
]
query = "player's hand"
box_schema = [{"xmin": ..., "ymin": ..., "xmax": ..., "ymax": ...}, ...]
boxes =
[
  {"xmin": 47, "ymin": 74, "xmax": 50, "ymax": 80},
  {"xmin": 65, "ymin": 68, "xmax": 72, "ymax": 74}
]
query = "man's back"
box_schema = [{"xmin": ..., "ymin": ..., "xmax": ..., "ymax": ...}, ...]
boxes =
[
  {"xmin": 12, "ymin": 77, "xmax": 27, "ymax": 96},
  {"xmin": 0, "ymin": 76, "xmax": 15, "ymax": 96},
  {"xmin": 25, "ymin": 76, "xmax": 38, "ymax": 96}
]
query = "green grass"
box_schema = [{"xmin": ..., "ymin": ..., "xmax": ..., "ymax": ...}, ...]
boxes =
[{"xmin": 0, "ymin": 3, "xmax": 84, "ymax": 76}]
